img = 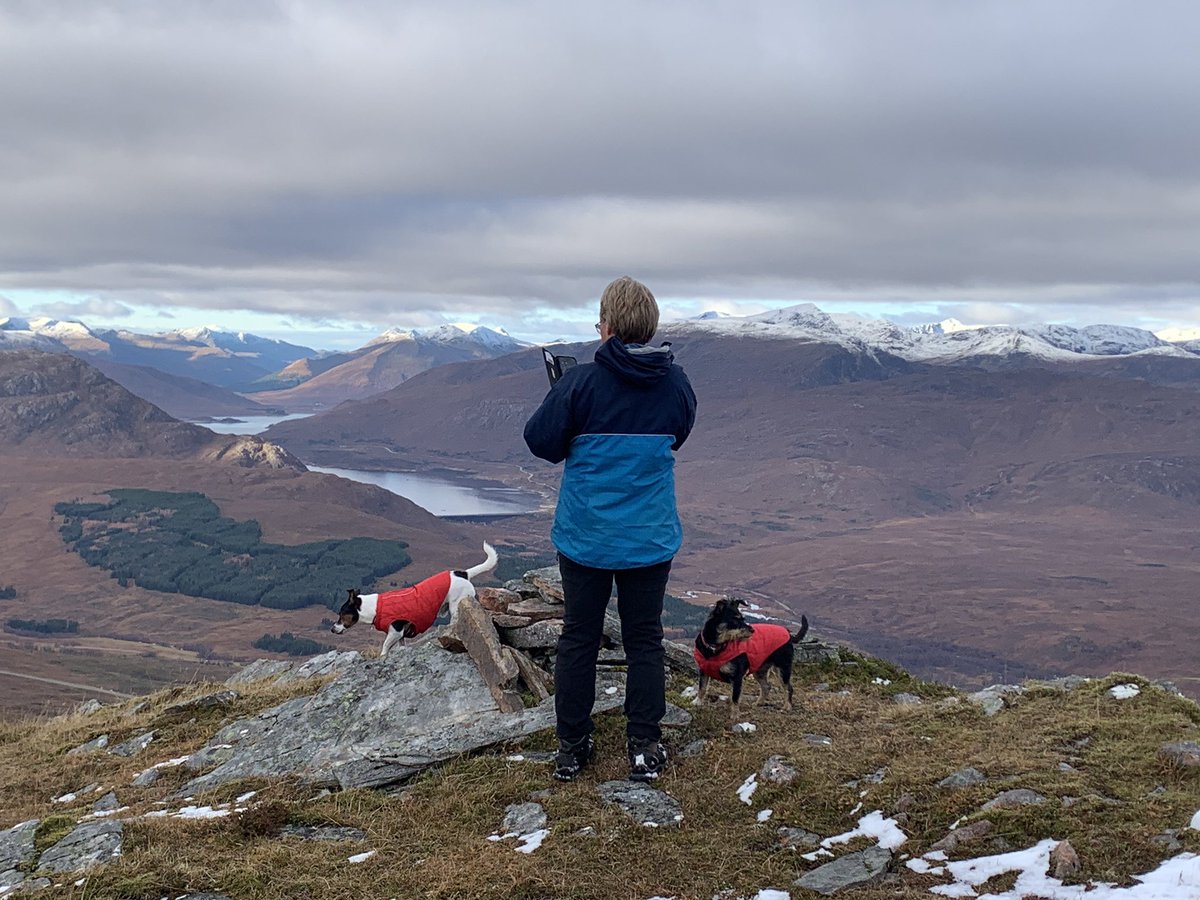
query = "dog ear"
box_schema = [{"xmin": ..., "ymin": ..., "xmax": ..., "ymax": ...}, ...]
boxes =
[
  {"xmin": 713, "ymin": 598, "xmax": 726, "ymax": 612},
  {"xmin": 730, "ymin": 597, "xmax": 744, "ymax": 609}
]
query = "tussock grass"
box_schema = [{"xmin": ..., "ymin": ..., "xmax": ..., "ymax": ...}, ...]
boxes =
[{"xmin": 1, "ymin": 663, "xmax": 1197, "ymax": 899}]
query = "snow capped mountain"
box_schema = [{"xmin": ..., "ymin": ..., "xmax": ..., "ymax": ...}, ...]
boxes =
[
  {"xmin": 367, "ymin": 323, "xmax": 525, "ymax": 352},
  {"xmin": 673, "ymin": 304, "xmax": 1200, "ymax": 363}
]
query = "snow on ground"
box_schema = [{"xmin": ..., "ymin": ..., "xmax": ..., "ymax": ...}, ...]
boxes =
[
  {"xmin": 515, "ymin": 829, "xmax": 550, "ymax": 854},
  {"xmin": 346, "ymin": 850, "xmax": 376, "ymax": 864},
  {"xmin": 923, "ymin": 841, "xmax": 1200, "ymax": 899},
  {"xmin": 1109, "ymin": 683, "xmax": 1141, "ymax": 700},
  {"xmin": 1190, "ymin": 809, "xmax": 1200, "ymax": 831},
  {"xmin": 737, "ymin": 774, "xmax": 758, "ymax": 805},
  {"xmin": 803, "ymin": 811, "xmax": 908, "ymax": 861},
  {"xmin": 757, "ymin": 809, "xmax": 774, "ymax": 823},
  {"xmin": 732, "ymin": 722, "xmax": 757, "ymax": 733}
]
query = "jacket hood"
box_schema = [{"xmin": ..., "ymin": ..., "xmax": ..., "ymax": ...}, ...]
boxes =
[{"xmin": 595, "ymin": 336, "xmax": 674, "ymax": 386}]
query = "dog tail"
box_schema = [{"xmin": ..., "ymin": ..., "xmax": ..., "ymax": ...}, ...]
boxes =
[
  {"xmin": 465, "ymin": 541, "xmax": 499, "ymax": 580},
  {"xmin": 790, "ymin": 615, "xmax": 810, "ymax": 643}
]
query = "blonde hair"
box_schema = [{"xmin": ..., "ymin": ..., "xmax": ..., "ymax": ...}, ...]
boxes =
[{"xmin": 599, "ymin": 276, "xmax": 659, "ymax": 345}]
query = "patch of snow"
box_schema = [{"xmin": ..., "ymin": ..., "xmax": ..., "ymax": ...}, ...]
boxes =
[
  {"xmin": 1190, "ymin": 809, "xmax": 1200, "ymax": 831},
  {"xmin": 604, "ymin": 686, "xmax": 619, "ymax": 695},
  {"xmin": 1109, "ymin": 683, "xmax": 1141, "ymax": 700},
  {"xmin": 53, "ymin": 792, "xmax": 78, "ymax": 804},
  {"xmin": 849, "ymin": 802, "xmax": 863, "ymax": 816},
  {"xmin": 924, "ymin": 850, "xmax": 948, "ymax": 862},
  {"xmin": 347, "ymin": 850, "xmax": 376, "ymax": 864},
  {"xmin": 872, "ymin": 677, "xmax": 892, "ymax": 686},
  {"xmin": 737, "ymin": 774, "xmax": 758, "ymax": 805},
  {"xmin": 757, "ymin": 809, "xmax": 774, "ymax": 823},
  {"xmin": 84, "ymin": 807, "xmax": 129, "ymax": 819},
  {"xmin": 815, "ymin": 810, "xmax": 907, "ymax": 855},
  {"xmin": 801, "ymin": 848, "xmax": 834, "ymax": 862},
  {"xmin": 929, "ymin": 840, "xmax": 1200, "ymax": 899},
  {"xmin": 515, "ymin": 829, "xmax": 550, "ymax": 854},
  {"xmin": 732, "ymin": 722, "xmax": 757, "ymax": 733},
  {"xmin": 236, "ymin": 791, "xmax": 257, "ymax": 804},
  {"xmin": 172, "ymin": 804, "xmax": 231, "ymax": 819},
  {"xmin": 749, "ymin": 892, "xmax": 790, "ymax": 900},
  {"xmin": 681, "ymin": 685, "xmax": 699, "ymax": 700}
]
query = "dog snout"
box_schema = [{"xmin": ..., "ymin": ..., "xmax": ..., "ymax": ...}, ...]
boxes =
[{"xmin": 331, "ymin": 623, "xmax": 345, "ymax": 634}]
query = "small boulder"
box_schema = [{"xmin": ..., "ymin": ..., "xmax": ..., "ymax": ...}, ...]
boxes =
[
  {"xmin": 777, "ymin": 826, "xmax": 822, "ymax": 850},
  {"xmin": 677, "ymin": 739, "xmax": 708, "ymax": 759},
  {"xmin": 661, "ymin": 703, "xmax": 692, "ymax": 728},
  {"xmin": 131, "ymin": 767, "xmax": 160, "ymax": 787},
  {"xmin": 477, "ymin": 586, "xmax": 521, "ymax": 613},
  {"xmin": 795, "ymin": 846, "xmax": 892, "ymax": 894},
  {"xmin": 501, "ymin": 802, "xmax": 548, "ymax": 836},
  {"xmin": 66, "ymin": 734, "xmax": 110, "ymax": 756},
  {"xmin": 522, "ymin": 566, "xmax": 564, "ymax": 603},
  {"xmin": 931, "ymin": 819, "xmax": 994, "ymax": 853},
  {"xmin": 92, "ymin": 792, "xmax": 120, "ymax": 813},
  {"xmin": 1049, "ymin": 839, "xmax": 1080, "ymax": 879},
  {"xmin": 498, "ymin": 619, "xmax": 564, "ymax": 650},
  {"xmin": 968, "ymin": 684, "xmax": 1024, "ymax": 716},
  {"xmin": 506, "ymin": 598, "xmax": 566, "ymax": 622},
  {"xmin": 1, "ymin": 819, "xmax": 38, "ymax": 893},
  {"xmin": 893, "ymin": 692, "xmax": 922, "ymax": 706},
  {"xmin": 760, "ymin": 755, "xmax": 798, "ymax": 786},
  {"xmin": 279, "ymin": 825, "xmax": 367, "ymax": 842},
  {"xmin": 803, "ymin": 734, "xmax": 833, "ymax": 747},
  {"xmin": 109, "ymin": 730, "xmax": 155, "ymax": 757},
  {"xmin": 938, "ymin": 767, "xmax": 986, "ymax": 790},
  {"xmin": 226, "ymin": 659, "xmax": 294, "ymax": 686},
  {"xmin": 597, "ymin": 781, "xmax": 683, "ymax": 828},
  {"xmin": 159, "ymin": 690, "xmax": 240, "ymax": 721}
]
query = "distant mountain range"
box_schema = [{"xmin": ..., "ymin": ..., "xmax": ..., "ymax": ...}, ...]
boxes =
[{"xmin": 676, "ymin": 304, "xmax": 1200, "ymax": 362}]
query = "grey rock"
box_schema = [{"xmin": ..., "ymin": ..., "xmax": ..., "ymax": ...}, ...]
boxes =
[
  {"xmin": 677, "ymin": 739, "xmax": 708, "ymax": 759},
  {"xmin": 597, "ymin": 781, "xmax": 684, "ymax": 827},
  {"xmin": 968, "ymin": 684, "xmax": 1025, "ymax": 716},
  {"xmin": 180, "ymin": 641, "xmax": 627, "ymax": 794},
  {"xmin": 66, "ymin": 734, "xmax": 109, "ymax": 755},
  {"xmin": 803, "ymin": 734, "xmax": 833, "ymax": 747},
  {"xmin": 1, "ymin": 819, "xmax": 39, "ymax": 892},
  {"xmin": 522, "ymin": 566, "xmax": 564, "ymax": 603},
  {"xmin": 931, "ymin": 819, "xmax": 994, "ymax": 853},
  {"xmin": 981, "ymin": 789, "xmax": 1047, "ymax": 811},
  {"xmin": 661, "ymin": 703, "xmax": 692, "ymax": 728},
  {"xmin": 794, "ymin": 642, "xmax": 840, "ymax": 665},
  {"xmin": 1033, "ymin": 675, "xmax": 1090, "ymax": 692},
  {"xmin": 1154, "ymin": 679, "xmax": 1183, "ymax": 696},
  {"xmin": 109, "ymin": 730, "xmax": 155, "ymax": 757},
  {"xmin": 498, "ymin": 619, "xmax": 563, "ymax": 650},
  {"xmin": 279, "ymin": 825, "xmax": 368, "ymax": 842},
  {"xmin": 124, "ymin": 700, "xmax": 151, "ymax": 717},
  {"xmin": 760, "ymin": 755, "xmax": 798, "ymax": 786},
  {"xmin": 795, "ymin": 846, "xmax": 892, "ymax": 894},
  {"xmin": 777, "ymin": 826, "xmax": 821, "ymax": 850},
  {"xmin": 37, "ymin": 821, "xmax": 122, "ymax": 874},
  {"xmin": 501, "ymin": 802, "xmax": 547, "ymax": 835},
  {"xmin": 1152, "ymin": 829, "xmax": 1183, "ymax": 852},
  {"xmin": 1058, "ymin": 762, "xmax": 1077, "ymax": 773},
  {"xmin": 893, "ymin": 692, "xmax": 923, "ymax": 706},
  {"xmin": 276, "ymin": 650, "xmax": 361, "ymax": 685},
  {"xmin": 528, "ymin": 789, "xmax": 552, "ymax": 801},
  {"xmin": 938, "ymin": 767, "xmax": 987, "ymax": 790},
  {"xmin": 226, "ymin": 658, "xmax": 295, "ymax": 686},
  {"xmin": 1050, "ymin": 839, "xmax": 1081, "ymax": 879},
  {"xmin": 131, "ymin": 767, "xmax": 160, "ymax": 787},
  {"xmin": 1159, "ymin": 741, "xmax": 1200, "ymax": 768},
  {"xmin": 159, "ymin": 690, "xmax": 241, "ymax": 721},
  {"xmin": 813, "ymin": 682, "xmax": 831, "ymax": 692},
  {"xmin": 91, "ymin": 792, "xmax": 120, "ymax": 813},
  {"xmin": 503, "ymin": 579, "xmax": 541, "ymax": 599},
  {"xmin": 75, "ymin": 699, "xmax": 104, "ymax": 716}
]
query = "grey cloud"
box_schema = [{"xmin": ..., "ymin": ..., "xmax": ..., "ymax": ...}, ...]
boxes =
[
  {"xmin": 1, "ymin": 1, "xmax": 1199, "ymax": 325},
  {"xmin": 0, "ymin": 294, "xmax": 18, "ymax": 317},
  {"xmin": 34, "ymin": 297, "xmax": 134, "ymax": 320}
]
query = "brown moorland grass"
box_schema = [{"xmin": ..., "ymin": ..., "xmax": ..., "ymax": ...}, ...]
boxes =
[{"xmin": 0, "ymin": 659, "xmax": 1197, "ymax": 899}]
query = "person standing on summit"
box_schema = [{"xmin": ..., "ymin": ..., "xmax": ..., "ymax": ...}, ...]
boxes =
[{"xmin": 524, "ymin": 276, "xmax": 697, "ymax": 782}]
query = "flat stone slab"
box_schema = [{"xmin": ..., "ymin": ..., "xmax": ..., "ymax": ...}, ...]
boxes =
[
  {"xmin": 501, "ymin": 802, "xmax": 547, "ymax": 835},
  {"xmin": 180, "ymin": 642, "xmax": 627, "ymax": 794},
  {"xmin": 795, "ymin": 846, "xmax": 892, "ymax": 894},
  {"xmin": 37, "ymin": 820, "xmax": 123, "ymax": 874},
  {"xmin": 109, "ymin": 730, "xmax": 155, "ymax": 757},
  {"xmin": 66, "ymin": 734, "xmax": 110, "ymax": 755},
  {"xmin": 159, "ymin": 690, "xmax": 241, "ymax": 721},
  {"xmin": 279, "ymin": 825, "xmax": 368, "ymax": 842},
  {"xmin": 498, "ymin": 619, "xmax": 563, "ymax": 650},
  {"xmin": 597, "ymin": 781, "xmax": 683, "ymax": 828},
  {"xmin": 777, "ymin": 826, "xmax": 822, "ymax": 850},
  {"xmin": 522, "ymin": 566, "xmax": 564, "ymax": 603},
  {"xmin": 1, "ymin": 819, "xmax": 38, "ymax": 892},
  {"xmin": 226, "ymin": 659, "xmax": 294, "ymax": 686}
]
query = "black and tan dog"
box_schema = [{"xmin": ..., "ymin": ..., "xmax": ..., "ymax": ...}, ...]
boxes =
[{"xmin": 692, "ymin": 597, "xmax": 809, "ymax": 720}]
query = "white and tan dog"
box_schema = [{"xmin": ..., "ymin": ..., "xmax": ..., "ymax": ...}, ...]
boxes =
[{"xmin": 331, "ymin": 542, "xmax": 497, "ymax": 656}]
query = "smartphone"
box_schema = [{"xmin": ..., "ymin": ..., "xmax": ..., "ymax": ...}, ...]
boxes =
[{"xmin": 542, "ymin": 348, "xmax": 577, "ymax": 385}]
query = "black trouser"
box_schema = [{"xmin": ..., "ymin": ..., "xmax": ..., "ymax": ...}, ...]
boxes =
[{"xmin": 554, "ymin": 552, "xmax": 672, "ymax": 747}]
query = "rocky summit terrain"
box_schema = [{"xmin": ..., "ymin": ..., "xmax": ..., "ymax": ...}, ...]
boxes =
[{"xmin": 1, "ymin": 564, "xmax": 1197, "ymax": 899}]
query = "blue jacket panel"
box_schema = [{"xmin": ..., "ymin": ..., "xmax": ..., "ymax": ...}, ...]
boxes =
[{"xmin": 524, "ymin": 338, "xmax": 697, "ymax": 569}]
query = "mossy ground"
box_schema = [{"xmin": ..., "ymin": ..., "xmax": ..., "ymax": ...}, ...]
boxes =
[{"xmin": 1, "ymin": 660, "xmax": 1197, "ymax": 899}]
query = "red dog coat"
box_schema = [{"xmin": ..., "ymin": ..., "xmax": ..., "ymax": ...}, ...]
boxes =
[
  {"xmin": 372, "ymin": 570, "xmax": 453, "ymax": 635},
  {"xmin": 693, "ymin": 624, "xmax": 792, "ymax": 680}
]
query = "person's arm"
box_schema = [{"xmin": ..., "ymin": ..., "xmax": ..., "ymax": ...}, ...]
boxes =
[
  {"xmin": 524, "ymin": 377, "xmax": 577, "ymax": 464},
  {"xmin": 671, "ymin": 376, "xmax": 697, "ymax": 451}
]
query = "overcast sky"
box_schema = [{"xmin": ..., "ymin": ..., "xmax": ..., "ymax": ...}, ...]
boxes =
[{"xmin": 2, "ymin": 0, "xmax": 1198, "ymax": 347}]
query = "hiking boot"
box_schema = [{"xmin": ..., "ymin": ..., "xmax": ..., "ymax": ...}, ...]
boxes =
[
  {"xmin": 554, "ymin": 735, "xmax": 594, "ymax": 782},
  {"xmin": 627, "ymin": 739, "xmax": 668, "ymax": 782}
]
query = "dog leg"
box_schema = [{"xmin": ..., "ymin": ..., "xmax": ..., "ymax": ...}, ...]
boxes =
[
  {"xmin": 730, "ymin": 675, "xmax": 744, "ymax": 722},
  {"xmin": 779, "ymin": 667, "xmax": 794, "ymax": 712},
  {"xmin": 755, "ymin": 673, "xmax": 771, "ymax": 707},
  {"xmin": 695, "ymin": 674, "xmax": 710, "ymax": 707},
  {"xmin": 380, "ymin": 624, "xmax": 406, "ymax": 657}
]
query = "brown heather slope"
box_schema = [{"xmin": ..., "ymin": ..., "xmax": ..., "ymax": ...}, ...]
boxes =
[
  {"xmin": 265, "ymin": 336, "xmax": 1200, "ymax": 696},
  {"xmin": 0, "ymin": 350, "xmax": 486, "ymax": 715}
]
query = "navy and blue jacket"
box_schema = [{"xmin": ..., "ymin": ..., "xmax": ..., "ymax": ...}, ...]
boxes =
[{"xmin": 524, "ymin": 337, "xmax": 697, "ymax": 570}]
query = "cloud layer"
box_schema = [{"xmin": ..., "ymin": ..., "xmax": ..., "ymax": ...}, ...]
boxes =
[{"xmin": 2, "ymin": 1, "xmax": 1198, "ymax": 331}]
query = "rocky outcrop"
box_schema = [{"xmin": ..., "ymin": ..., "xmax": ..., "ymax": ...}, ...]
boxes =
[{"xmin": 795, "ymin": 846, "xmax": 892, "ymax": 894}]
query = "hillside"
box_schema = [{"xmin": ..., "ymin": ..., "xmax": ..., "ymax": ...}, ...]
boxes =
[
  {"xmin": 262, "ymin": 334, "xmax": 1200, "ymax": 697},
  {"xmin": 0, "ymin": 635, "xmax": 1196, "ymax": 899},
  {"xmin": 247, "ymin": 324, "xmax": 528, "ymax": 411},
  {"xmin": 85, "ymin": 359, "xmax": 282, "ymax": 420},
  {"xmin": 0, "ymin": 351, "xmax": 488, "ymax": 714}
]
